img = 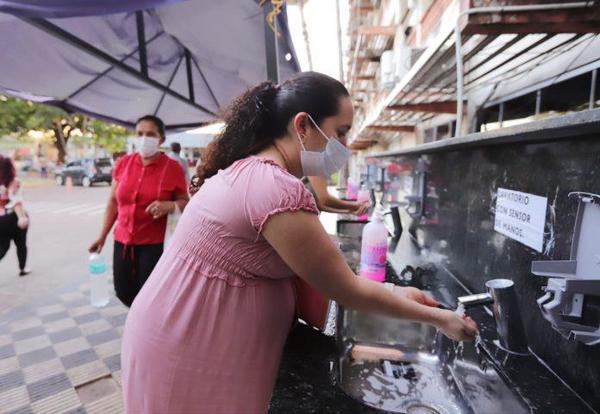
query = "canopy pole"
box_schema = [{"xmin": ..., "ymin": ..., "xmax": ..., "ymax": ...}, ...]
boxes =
[
  {"xmin": 136, "ymin": 11, "xmax": 148, "ymax": 77},
  {"xmin": 263, "ymin": 1, "xmax": 279, "ymax": 83},
  {"xmin": 184, "ymin": 48, "xmax": 195, "ymax": 103},
  {"xmin": 192, "ymin": 58, "xmax": 220, "ymax": 109},
  {"xmin": 335, "ymin": 0, "xmax": 344, "ymax": 83},
  {"xmin": 154, "ymin": 56, "xmax": 184, "ymax": 116}
]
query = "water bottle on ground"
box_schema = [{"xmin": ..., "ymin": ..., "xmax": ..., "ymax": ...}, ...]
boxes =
[{"xmin": 89, "ymin": 253, "xmax": 109, "ymax": 307}]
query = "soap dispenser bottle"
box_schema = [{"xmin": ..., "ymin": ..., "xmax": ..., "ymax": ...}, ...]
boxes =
[
  {"xmin": 359, "ymin": 207, "xmax": 388, "ymax": 282},
  {"xmin": 346, "ymin": 176, "xmax": 358, "ymax": 201}
]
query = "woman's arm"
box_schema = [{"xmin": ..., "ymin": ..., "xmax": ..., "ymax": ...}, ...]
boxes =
[
  {"xmin": 8, "ymin": 180, "xmax": 28, "ymax": 229},
  {"xmin": 307, "ymin": 176, "xmax": 369, "ymax": 215},
  {"xmin": 88, "ymin": 181, "xmax": 118, "ymax": 253},
  {"xmin": 262, "ymin": 211, "xmax": 478, "ymax": 341},
  {"xmin": 14, "ymin": 203, "xmax": 28, "ymax": 229},
  {"xmin": 146, "ymin": 160, "xmax": 191, "ymax": 218},
  {"xmin": 174, "ymin": 192, "xmax": 189, "ymax": 212},
  {"xmin": 145, "ymin": 191, "xmax": 189, "ymax": 219}
]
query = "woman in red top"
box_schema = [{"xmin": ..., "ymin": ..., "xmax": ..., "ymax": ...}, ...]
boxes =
[
  {"xmin": 0, "ymin": 155, "xmax": 30, "ymax": 276},
  {"xmin": 89, "ymin": 115, "xmax": 189, "ymax": 307}
]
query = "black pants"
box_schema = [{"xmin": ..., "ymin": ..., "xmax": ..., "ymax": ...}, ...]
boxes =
[
  {"xmin": 113, "ymin": 241, "xmax": 163, "ymax": 307},
  {"xmin": 0, "ymin": 212, "xmax": 28, "ymax": 270}
]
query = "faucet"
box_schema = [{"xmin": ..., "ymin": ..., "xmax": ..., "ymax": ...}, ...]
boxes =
[
  {"xmin": 458, "ymin": 278, "xmax": 529, "ymax": 354},
  {"xmin": 382, "ymin": 205, "xmax": 402, "ymax": 240}
]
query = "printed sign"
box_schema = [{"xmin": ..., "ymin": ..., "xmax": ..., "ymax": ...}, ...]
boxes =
[{"xmin": 494, "ymin": 188, "xmax": 548, "ymax": 252}]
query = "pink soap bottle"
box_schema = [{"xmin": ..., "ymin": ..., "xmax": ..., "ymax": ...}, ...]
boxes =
[
  {"xmin": 356, "ymin": 184, "xmax": 370, "ymax": 221},
  {"xmin": 346, "ymin": 177, "xmax": 358, "ymax": 201},
  {"xmin": 359, "ymin": 208, "xmax": 388, "ymax": 282}
]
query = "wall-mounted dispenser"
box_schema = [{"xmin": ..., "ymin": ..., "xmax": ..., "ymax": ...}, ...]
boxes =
[{"xmin": 531, "ymin": 192, "xmax": 600, "ymax": 345}]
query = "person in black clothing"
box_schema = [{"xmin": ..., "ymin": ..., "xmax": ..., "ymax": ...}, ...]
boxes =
[{"xmin": 0, "ymin": 155, "xmax": 31, "ymax": 276}]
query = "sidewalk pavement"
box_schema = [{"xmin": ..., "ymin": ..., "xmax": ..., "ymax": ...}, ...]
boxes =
[
  {"xmin": 0, "ymin": 282, "xmax": 127, "ymax": 414},
  {"xmin": 0, "ymin": 212, "xmax": 339, "ymax": 414},
  {"xmin": 20, "ymin": 174, "xmax": 55, "ymax": 190}
]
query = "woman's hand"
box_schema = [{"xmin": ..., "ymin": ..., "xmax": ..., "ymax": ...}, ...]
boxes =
[
  {"xmin": 397, "ymin": 286, "xmax": 439, "ymax": 307},
  {"xmin": 436, "ymin": 310, "xmax": 479, "ymax": 342},
  {"xmin": 145, "ymin": 201, "xmax": 175, "ymax": 219},
  {"xmin": 352, "ymin": 202, "xmax": 370, "ymax": 216},
  {"xmin": 17, "ymin": 216, "xmax": 29, "ymax": 229},
  {"xmin": 88, "ymin": 236, "xmax": 106, "ymax": 253}
]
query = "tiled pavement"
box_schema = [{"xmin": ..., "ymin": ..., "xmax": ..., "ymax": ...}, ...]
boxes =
[{"xmin": 0, "ymin": 284, "xmax": 127, "ymax": 414}]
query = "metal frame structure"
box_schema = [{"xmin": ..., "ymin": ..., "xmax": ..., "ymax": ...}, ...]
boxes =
[
  {"xmin": 20, "ymin": 14, "xmax": 219, "ymax": 128},
  {"xmin": 346, "ymin": 0, "xmax": 600, "ymax": 149},
  {"xmin": 263, "ymin": 1, "xmax": 280, "ymax": 83},
  {"xmin": 14, "ymin": 2, "xmax": 291, "ymax": 129}
]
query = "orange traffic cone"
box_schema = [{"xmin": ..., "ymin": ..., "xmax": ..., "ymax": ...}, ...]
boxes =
[{"xmin": 65, "ymin": 176, "xmax": 73, "ymax": 192}]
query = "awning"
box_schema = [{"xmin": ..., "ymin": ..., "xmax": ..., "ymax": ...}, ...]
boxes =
[
  {"xmin": 346, "ymin": 2, "xmax": 600, "ymax": 148},
  {"xmin": 0, "ymin": 0, "xmax": 299, "ymax": 130}
]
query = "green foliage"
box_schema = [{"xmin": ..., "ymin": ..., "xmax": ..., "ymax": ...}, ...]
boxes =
[
  {"xmin": 88, "ymin": 119, "xmax": 129, "ymax": 153},
  {"xmin": 0, "ymin": 96, "xmax": 66, "ymax": 136},
  {"xmin": 0, "ymin": 96, "xmax": 129, "ymax": 158}
]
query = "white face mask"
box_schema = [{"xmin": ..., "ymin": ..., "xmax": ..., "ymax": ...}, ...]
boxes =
[
  {"xmin": 136, "ymin": 136, "xmax": 160, "ymax": 158},
  {"xmin": 298, "ymin": 114, "xmax": 351, "ymax": 177}
]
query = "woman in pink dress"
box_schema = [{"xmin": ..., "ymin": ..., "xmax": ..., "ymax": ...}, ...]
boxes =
[{"xmin": 121, "ymin": 72, "xmax": 478, "ymax": 414}]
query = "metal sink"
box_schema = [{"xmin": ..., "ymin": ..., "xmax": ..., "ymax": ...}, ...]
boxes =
[
  {"xmin": 336, "ymin": 219, "xmax": 369, "ymax": 271},
  {"xmin": 336, "ymin": 307, "xmax": 530, "ymax": 414},
  {"xmin": 337, "ymin": 219, "xmax": 369, "ymax": 241}
]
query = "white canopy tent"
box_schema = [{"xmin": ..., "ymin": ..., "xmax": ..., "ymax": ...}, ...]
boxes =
[{"xmin": 0, "ymin": 0, "xmax": 299, "ymax": 130}]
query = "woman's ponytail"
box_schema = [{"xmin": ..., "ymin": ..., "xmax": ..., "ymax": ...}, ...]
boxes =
[
  {"xmin": 190, "ymin": 82, "xmax": 279, "ymax": 194},
  {"xmin": 190, "ymin": 72, "xmax": 349, "ymax": 195}
]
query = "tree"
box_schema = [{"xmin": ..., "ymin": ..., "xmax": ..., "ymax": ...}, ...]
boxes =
[
  {"xmin": 0, "ymin": 96, "xmax": 129, "ymax": 163},
  {"xmin": 87, "ymin": 119, "xmax": 129, "ymax": 154}
]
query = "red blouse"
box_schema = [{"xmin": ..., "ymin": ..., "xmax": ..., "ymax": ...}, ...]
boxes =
[{"xmin": 113, "ymin": 153, "xmax": 187, "ymax": 245}]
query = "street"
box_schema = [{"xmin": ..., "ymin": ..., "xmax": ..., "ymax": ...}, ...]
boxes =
[{"xmin": 0, "ymin": 181, "xmax": 113, "ymax": 315}]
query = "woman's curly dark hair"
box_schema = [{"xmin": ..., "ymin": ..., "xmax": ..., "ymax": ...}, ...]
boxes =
[
  {"xmin": 189, "ymin": 71, "xmax": 349, "ymax": 194},
  {"xmin": 0, "ymin": 155, "xmax": 16, "ymax": 188}
]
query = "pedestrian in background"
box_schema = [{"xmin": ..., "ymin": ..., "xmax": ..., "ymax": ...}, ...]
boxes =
[
  {"xmin": 168, "ymin": 141, "xmax": 190, "ymax": 183},
  {"xmin": 0, "ymin": 155, "xmax": 31, "ymax": 276},
  {"xmin": 89, "ymin": 115, "xmax": 189, "ymax": 307},
  {"xmin": 304, "ymin": 175, "xmax": 369, "ymax": 215}
]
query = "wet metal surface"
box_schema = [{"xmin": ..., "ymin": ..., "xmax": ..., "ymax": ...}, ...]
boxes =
[
  {"xmin": 338, "ymin": 305, "xmax": 529, "ymax": 414},
  {"xmin": 376, "ymin": 129, "xmax": 600, "ymax": 410}
]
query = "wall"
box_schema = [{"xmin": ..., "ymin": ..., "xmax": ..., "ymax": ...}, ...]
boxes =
[{"xmin": 378, "ymin": 117, "xmax": 600, "ymax": 407}]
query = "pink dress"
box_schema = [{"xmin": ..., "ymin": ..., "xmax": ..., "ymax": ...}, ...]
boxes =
[{"xmin": 121, "ymin": 157, "xmax": 318, "ymax": 414}]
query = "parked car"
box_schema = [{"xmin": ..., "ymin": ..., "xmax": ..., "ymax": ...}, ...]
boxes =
[
  {"xmin": 20, "ymin": 158, "xmax": 33, "ymax": 172},
  {"xmin": 55, "ymin": 158, "xmax": 113, "ymax": 187}
]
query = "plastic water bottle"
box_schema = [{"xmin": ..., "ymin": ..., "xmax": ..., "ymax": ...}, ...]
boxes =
[
  {"xmin": 356, "ymin": 184, "xmax": 371, "ymax": 221},
  {"xmin": 89, "ymin": 253, "xmax": 109, "ymax": 307},
  {"xmin": 359, "ymin": 207, "xmax": 388, "ymax": 282}
]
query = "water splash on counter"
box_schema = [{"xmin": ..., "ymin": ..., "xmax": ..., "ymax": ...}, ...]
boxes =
[{"xmin": 342, "ymin": 358, "xmax": 465, "ymax": 414}]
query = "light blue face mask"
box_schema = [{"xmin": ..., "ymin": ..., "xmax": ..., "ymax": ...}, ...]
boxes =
[{"xmin": 298, "ymin": 114, "xmax": 352, "ymax": 177}]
